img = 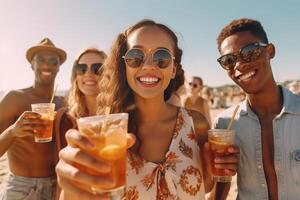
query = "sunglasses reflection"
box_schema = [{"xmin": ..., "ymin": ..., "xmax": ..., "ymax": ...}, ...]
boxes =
[
  {"xmin": 189, "ymin": 82, "xmax": 198, "ymax": 88},
  {"xmin": 123, "ymin": 48, "xmax": 175, "ymax": 68},
  {"xmin": 217, "ymin": 41, "xmax": 267, "ymax": 70},
  {"xmin": 75, "ymin": 63, "xmax": 103, "ymax": 75},
  {"xmin": 33, "ymin": 56, "xmax": 60, "ymax": 67}
]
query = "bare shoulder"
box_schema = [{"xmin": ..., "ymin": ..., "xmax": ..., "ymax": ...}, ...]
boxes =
[
  {"xmin": 0, "ymin": 89, "xmax": 29, "ymax": 108},
  {"xmin": 197, "ymin": 96, "xmax": 207, "ymax": 103},
  {"xmin": 188, "ymin": 109, "xmax": 210, "ymax": 131},
  {"xmin": 0, "ymin": 89, "xmax": 31, "ymax": 131},
  {"xmin": 183, "ymin": 96, "xmax": 190, "ymax": 103},
  {"xmin": 166, "ymin": 103, "xmax": 181, "ymax": 118},
  {"xmin": 187, "ymin": 109, "xmax": 210, "ymax": 146}
]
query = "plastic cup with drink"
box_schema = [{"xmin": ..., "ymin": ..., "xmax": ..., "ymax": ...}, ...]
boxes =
[
  {"xmin": 208, "ymin": 105, "xmax": 239, "ymax": 182},
  {"xmin": 31, "ymin": 103, "xmax": 56, "ymax": 142},
  {"xmin": 76, "ymin": 111, "xmax": 128, "ymax": 199},
  {"xmin": 30, "ymin": 85, "xmax": 58, "ymax": 143}
]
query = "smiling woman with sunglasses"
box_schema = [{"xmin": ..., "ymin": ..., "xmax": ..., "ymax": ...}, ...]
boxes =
[
  {"xmin": 54, "ymin": 48, "xmax": 107, "ymax": 198},
  {"xmin": 54, "ymin": 47, "xmax": 107, "ymax": 163},
  {"xmin": 55, "ymin": 20, "xmax": 239, "ymax": 200},
  {"xmin": 184, "ymin": 76, "xmax": 211, "ymax": 125},
  {"xmin": 68, "ymin": 48, "xmax": 106, "ymax": 117}
]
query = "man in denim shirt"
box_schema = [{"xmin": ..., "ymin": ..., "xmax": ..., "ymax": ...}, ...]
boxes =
[{"xmin": 215, "ymin": 18, "xmax": 300, "ymax": 199}]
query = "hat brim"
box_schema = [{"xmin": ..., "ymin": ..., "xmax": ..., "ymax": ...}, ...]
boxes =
[{"xmin": 26, "ymin": 46, "xmax": 67, "ymax": 64}]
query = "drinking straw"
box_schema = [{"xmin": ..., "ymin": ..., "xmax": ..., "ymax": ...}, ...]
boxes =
[
  {"xmin": 50, "ymin": 84, "xmax": 58, "ymax": 103},
  {"xmin": 227, "ymin": 105, "xmax": 240, "ymax": 130}
]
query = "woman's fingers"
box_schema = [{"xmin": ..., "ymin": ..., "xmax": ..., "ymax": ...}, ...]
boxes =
[
  {"xmin": 57, "ymin": 130, "xmax": 134, "ymax": 199},
  {"xmin": 67, "ymin": 129, "xmax": 136, "ymax": 150},
  {"xmin": 59, "ymin": 146, "xmax": 111, "ymax": 173},
  {"xmin": 65, "ymin": 129, "xmax": 95, "ymax": 149},
  {"xmin": 56, "ymin": 159, "xmax": 114, "ymax": 190}
]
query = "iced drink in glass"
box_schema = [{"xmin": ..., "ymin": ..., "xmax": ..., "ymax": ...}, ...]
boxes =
[
  {"xmin": 76, "ymin": 113, "xmax": 128, "ymax": 199},
  {"xmin": 208, "ymin": 129, "xmax": 235, "ymax": 182},
  {"xmin": 31, "ymin": 103, "xmax": 55, "ymax": 143}
]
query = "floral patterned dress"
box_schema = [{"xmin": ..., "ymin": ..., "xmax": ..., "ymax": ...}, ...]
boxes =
[{"xmin": 125, "ymin": 108, "xmax": 205, "ymax": 200}]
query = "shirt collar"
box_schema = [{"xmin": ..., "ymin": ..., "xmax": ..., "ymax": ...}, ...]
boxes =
[
  {"xmin": 239, "ymin": 85, "xmax": 300, "ymax": 117},
  {"xmin": 280, "ymin": 85, "xmax": 300, "ymax": 115}
]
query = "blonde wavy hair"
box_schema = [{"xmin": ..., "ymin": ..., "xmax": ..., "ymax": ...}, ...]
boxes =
[{"xmin": 68, "ymin": 48, "xmax": 107, "ymax": 118}]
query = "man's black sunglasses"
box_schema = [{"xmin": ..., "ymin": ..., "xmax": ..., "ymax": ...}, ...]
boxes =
[{"xmin": 217, "ymin": 42, "xmax": 268, "ymax": 70}]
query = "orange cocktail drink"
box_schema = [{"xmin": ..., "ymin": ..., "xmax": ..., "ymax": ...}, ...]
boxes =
[
  {"xmin": 31, "ymin": 103, "xmax": 55, "ymax": 143},
  {"xmin": 77, "ymin": 113, "xmax": 128, "ymax": 198},
  {"xmin": 208, "ymin": 129, "xmax": 235, "ymax": 182}
]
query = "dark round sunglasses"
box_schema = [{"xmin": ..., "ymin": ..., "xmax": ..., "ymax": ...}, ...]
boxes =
[
  {"xmin": 217, "ymin": 42, "xmax": 268, "ymax": 70},
  {"xmin": 122, "ymin": 48, "xmax": 175, "ymax": 69},
  {"xmin": 75, "ymin": 63, "xmax": 103, "ymax": 75},
  {"xmin": 34, "ymin": 56, "xmax": 60, "ymax": 67},
  {"xmin": 189, "ymin": 82, "xmax": 198, "ymax": 88}
]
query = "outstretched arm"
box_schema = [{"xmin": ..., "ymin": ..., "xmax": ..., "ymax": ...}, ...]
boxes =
[
  {"xmin": 56, "ymin": 129, "xmax": 135, "ymax": 200},
  {"xmin": 190, "ymin": 110, "xmax": 213, "ymax": 192}
]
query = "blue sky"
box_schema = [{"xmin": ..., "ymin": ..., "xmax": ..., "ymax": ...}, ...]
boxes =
[{"xmin": 0, "ymin": 0, "xmax": 299, "ymax": 91}]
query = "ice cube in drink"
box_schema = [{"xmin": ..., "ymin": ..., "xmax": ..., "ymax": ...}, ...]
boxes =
[{"xmin": 77, "ymin": 113, "xmax": 128, "ymax": 198}]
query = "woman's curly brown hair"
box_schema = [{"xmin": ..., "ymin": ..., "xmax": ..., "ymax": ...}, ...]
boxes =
[
  {"xmin": 97, "ymin": 19, "xmax": 185, "ymax": 114},
  {"xmin": 96, "ymin": 19, "xmax": 185, "ymax": 152}
]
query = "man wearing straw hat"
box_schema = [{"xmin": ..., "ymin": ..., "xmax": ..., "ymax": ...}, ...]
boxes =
[
  {"xmin": 0, "ymin": 38, "xmax": 66, "ymax": 200},
  {"xmin": 214, "ymin": 18, "xmax": 300, "ymax": 199}
]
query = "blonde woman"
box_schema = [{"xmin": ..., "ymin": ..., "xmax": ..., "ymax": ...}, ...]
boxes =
[{"xmin": 55, "ymin": 48, "xmax": 107, "ymax": 152}]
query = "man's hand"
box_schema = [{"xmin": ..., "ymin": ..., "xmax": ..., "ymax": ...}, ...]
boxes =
[
  {"xmin": 204, "ymin": 142, "xmax": 239, "ymax": 176},
  {"xmin": 9, "ymin": 111, "xmax": 48, "ymax": 138}
]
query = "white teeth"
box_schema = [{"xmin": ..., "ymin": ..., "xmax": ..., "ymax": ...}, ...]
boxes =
[
  {"xmin": 239, "ymin": 71, "xmax": 255, "ymax": 80},
  {"xmin": 139, "ymin": 77, "xmax": 159, "ymax": 83},
  {"xmin": 84, "ymin": 81, "xmax": 97, "ymax": 86},
  {"xmin": 42, "ymin": 72, "xmax": 52, "ymax": 76}
]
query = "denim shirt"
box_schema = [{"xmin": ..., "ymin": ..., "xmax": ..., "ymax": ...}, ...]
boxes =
[{"xmin": 214, "ymin": 86, "xmax": 300, "ymax": 200}]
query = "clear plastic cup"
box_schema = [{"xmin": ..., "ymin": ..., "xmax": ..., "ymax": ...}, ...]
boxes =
[
  {"xmin": 77, "ymin": 113, "xmax": 128, "ymax": 199},
  {"xmin": 208, "ymin": 129, "xmax": 235, "ymax": 182},
  {"xmin": 31, "ymin": 103, "xmax": 55, "ymax": 143}
]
